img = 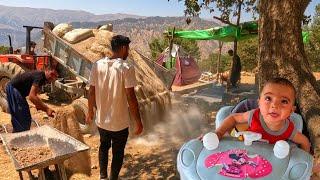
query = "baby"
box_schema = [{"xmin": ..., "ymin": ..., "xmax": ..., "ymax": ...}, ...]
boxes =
[{"xmin": 215, "ymin": 77, "xmax": 310, "ymax": 152}]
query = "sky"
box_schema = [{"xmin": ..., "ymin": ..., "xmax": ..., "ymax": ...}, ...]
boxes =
[{"xmin": 0, "ymin": 0, "xmax": 319, "ymax": 21}]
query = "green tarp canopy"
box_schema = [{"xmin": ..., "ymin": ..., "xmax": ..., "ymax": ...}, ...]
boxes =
[
  {"xmin": 168, "ymin": 21, "xmax": 310, "ymax": 43},
  {"xmin": 302, "ymin": 31, "xmax": 310, "ymax": 43},
  {"xmin": 171, "ymin": 21, "xmax": 258, "ymax": 42}
]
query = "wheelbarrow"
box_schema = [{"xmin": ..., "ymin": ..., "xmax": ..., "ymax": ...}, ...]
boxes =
[{"xmin": 0, "ymin": 125, "xmax": 90, "ymax": 180}]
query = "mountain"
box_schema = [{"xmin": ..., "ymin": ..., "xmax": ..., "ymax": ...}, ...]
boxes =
[
  {"xmin": 0, "ymin": 5, "xmax": 144, "ymax": 28},
  {"xmin": 0, "ymin": 5, "xmax": 144, "ymax": 46},
  {"xmin": 71, "ymin": 16, "xmax": 220, "ymax": 59},
  {"xmin": 0, "ymin": 5, "xmax": 219, "ymax": 59}
]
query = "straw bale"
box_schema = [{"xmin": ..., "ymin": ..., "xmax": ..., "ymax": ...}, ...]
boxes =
[
  {"xmin": 63, "ymin": 29, "xmax": 94, "ymax": 44},
  {"xmin": 52, "ymin": 23, "xmax": 73, "ymax": 38},
  {"xmin": 99, "ymin": 24, "xmax": 113, "ymax": 32}
]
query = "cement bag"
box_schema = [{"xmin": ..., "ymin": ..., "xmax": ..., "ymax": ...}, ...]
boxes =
[
  {"xmin": 63, "ymin": 29, "xmax": 94, "ymax": 44},
  {"xmin": 52, "ymin": 23, "xmax": 73, "ymax": 38},
  {"xmin": 99, "ymin": 24, "xmax": 113, "ymax": 32}
]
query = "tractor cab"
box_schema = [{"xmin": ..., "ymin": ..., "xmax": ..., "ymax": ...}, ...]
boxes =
[{"xmin": 0, "ymin": 25, "xmax": 53, "ymax": 71}]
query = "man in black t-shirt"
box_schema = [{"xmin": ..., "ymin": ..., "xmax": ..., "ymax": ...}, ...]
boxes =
[
  {"xmin": 228, "ymin": 49, "xmax": 242, "ymax": 87},
  {"xmin": 6, "ymin": 69, "xmax": 58, "ymax": 132}
]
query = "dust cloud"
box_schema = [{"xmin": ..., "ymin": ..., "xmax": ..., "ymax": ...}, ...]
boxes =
[{"xmin": 130, "ymin": 104, "xmax": 211, "ymax": 147}]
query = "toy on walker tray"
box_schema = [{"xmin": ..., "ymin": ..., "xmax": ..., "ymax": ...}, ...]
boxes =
[{"xmin": 234, "ymin": 131, "xmax": 262, "ymax": 146}]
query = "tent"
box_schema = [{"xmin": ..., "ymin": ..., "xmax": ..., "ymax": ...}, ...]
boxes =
[
  {"xmin": 164, "ymin": 21, "xmax": 310, "ymax": 84},
  {"xmin": 163, "ymin": 21, "xmax": 259, "ymax": 85},
  {"xmin": 156, "ymin": 44, "xmax": 201, "ymax": 86}
]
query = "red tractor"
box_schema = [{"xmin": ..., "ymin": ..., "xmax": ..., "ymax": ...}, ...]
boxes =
[{"xmin": 0, "ymin": 25, "xmax": 57, "ymax": 112}]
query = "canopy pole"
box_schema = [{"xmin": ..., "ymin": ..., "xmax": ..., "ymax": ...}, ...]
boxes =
[
  {"xmin": 217, "ymin": 41, "xmax": 223, "ymax": 82},
  {"xmin": 233, "ymin": 1, "xmax": 242, "ymax": 62},
  {"xmin": 168, "ymin": 27, "xmax": 176, "ymax": 90},
  {"xmin": 168, "ymin": 27, "xmax": 175, "ymax": 69}
]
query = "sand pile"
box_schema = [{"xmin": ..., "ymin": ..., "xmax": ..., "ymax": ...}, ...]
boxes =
[
  {"xmin": 48, "ymin": 106, "xmax": 91, "ymax": 175},
  {"xmin": 11, "ymin": 146, "xmax": 52, "ymax": 167},
  {"xmin": 65, "ymin": 28, "xmax": 171, "ymax": 133}
]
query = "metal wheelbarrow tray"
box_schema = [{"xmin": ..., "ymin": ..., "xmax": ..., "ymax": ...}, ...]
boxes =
[{"xmin": 0, "ymin": 125, "xmax": 90, "ymax": 172}]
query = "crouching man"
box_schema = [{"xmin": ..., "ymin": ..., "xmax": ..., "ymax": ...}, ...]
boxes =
[{"xmin": 6, "ymin": 68, "xmax": 58, "ymax": 132}]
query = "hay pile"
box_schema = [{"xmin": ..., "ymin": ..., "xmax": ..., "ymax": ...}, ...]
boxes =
[
  {"xmin": 49, "ymin": 106, "xmax": 91, "ymax": 175},
  {"xmin": 72, "ymin": 29, "xmax": 113, "ymax": 61},
  {"xmin": 64, "ymin": 27, "xmax": 171, "ymax": 133}
]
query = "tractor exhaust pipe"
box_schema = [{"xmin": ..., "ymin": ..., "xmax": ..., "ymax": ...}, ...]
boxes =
[{"xmin": 8, "ymin": 35, "xmax": 13, "ymax": 54}]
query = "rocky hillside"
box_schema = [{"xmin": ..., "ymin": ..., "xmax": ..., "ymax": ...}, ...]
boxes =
[
  {"xmin": 0, "ymin": 5, "xmax": 144, "ymax": 46},
  {"xmin": 71, "ymin": 16, "xmax": 219, "ymax": 59},
  {"xmin": 0, "ymin": 5, "xmax": 219, "ymax": 59},
  {"xmin": 0, "ymin": 5, "xmax": 144, "ymax": 28}
]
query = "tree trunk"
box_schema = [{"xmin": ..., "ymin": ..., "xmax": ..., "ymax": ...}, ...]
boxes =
[
  {"xmin": 233, "ymin": 1, "xmax": 242, "ymax": 68},
  {"xmin": 259, "ymin": 0, "xmax": 320, "ymax": 161},
  {"xmin": 233, "ymin": 0, "xmax": 242, "ymax": 54},
  {"xmin": 216, "ymin": 41, "xmax": 223, "ymax": 76}
]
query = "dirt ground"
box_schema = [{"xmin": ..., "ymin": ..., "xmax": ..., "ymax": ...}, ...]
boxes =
[{"xmin": 1, "ymin": 72, "xmax": 320, "ymax": 180}]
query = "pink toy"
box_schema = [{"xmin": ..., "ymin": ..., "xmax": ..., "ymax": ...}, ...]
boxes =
[{"xmin": 205, "ymin": 149, "xmax": 272, "ymax": 179}]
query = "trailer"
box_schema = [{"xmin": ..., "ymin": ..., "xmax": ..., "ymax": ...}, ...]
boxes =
[
  {"xmin": 42, "ymin": 23, "xmax": 92, "ymax": 96},
  {"xmin": 0, "ymin": 22, "xmax": 172, "ymax": 134}
]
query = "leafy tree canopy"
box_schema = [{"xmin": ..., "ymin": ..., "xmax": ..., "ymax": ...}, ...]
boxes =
[
  {"xmin": 149, "ymin": 33, "xmax": 200, "ymax": 60},
  {"xmin": 0, "ymin": 46, "xmax": 9, "ymax": 54},
  {"xmin": 176, "ymin": 0, "xmax": 257, "ymax": 24},
  {"xmin": 304, "ymin": 4, "xmax": 320, "ymax": 71},
  {"xmin": 201, "ymin": 52, "xmax": 230, "ymax": 72},
  {"xmin": 238, "ymin": 37, "xmax": 258, "ymax": 71}
]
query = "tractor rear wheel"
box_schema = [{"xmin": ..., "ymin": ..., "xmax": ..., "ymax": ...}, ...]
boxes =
[{"xmin": 0, "ymin": 62, "xmax": 25, "ymax": 112}]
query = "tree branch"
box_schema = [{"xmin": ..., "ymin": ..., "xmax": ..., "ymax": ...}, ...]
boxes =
[{"xmin": 213, "ymin": 16, "xmax": 237, "ymax": 27}]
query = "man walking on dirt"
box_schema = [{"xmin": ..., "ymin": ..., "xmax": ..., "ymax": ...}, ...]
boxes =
[
  {"xmin": 228, "ymin": 49, "xmax": 242, "ymax": 87},
  {"xmin": 86, "ymin": 35, "xmax": 143, "ymax": 180},
  {"xmin": 6, "ymin": 69, "xmax": 58, "ymax": 132}
]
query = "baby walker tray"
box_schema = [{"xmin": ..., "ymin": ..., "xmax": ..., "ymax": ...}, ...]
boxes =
[{"xmin": 177, "ymin": 137, "xmax": 313, "ymax": 180}]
